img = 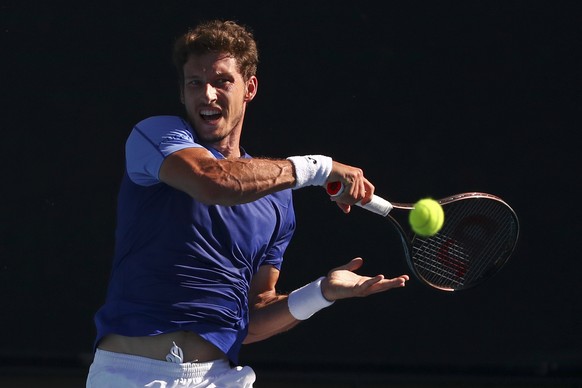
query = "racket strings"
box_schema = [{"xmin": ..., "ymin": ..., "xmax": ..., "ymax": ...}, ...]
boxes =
[
  {"xmin": 466, "ymin": 206, "xmax": 513, "ymax": 282},
  {"xmin": 461, "ymin": 200, "xmax": 517, "ymax": 285},
  {"xmin": 412, "ymin": 198, "xmax": 518, "ymax": 290},
  {"xmin": 413, "ymin": 200, "xmax": 477, "ymax": 287},
  {"xmin": 413, "ymin": 235, "xmax": 468, "ymax": 287}
]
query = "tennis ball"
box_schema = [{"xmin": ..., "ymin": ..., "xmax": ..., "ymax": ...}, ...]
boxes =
[{"xmin": 409, "ymin": 198, "xmax": 444, "ymax": 237}]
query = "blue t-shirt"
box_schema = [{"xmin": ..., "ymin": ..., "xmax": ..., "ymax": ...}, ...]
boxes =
[{"xmin": 94, "ymin": 116, "xmax": 296, "ymax": 363}]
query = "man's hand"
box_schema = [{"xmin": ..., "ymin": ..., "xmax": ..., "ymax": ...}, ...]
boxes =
[
  {"xmin": 326, "ymin": 161, "xmax": 375, "ymax": 213},
  {"xmin": 320, "ymin": 258, "xmax": 409, "ymax": 301}
]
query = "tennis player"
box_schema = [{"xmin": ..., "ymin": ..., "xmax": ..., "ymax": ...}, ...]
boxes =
[{"xmin": 86, "ymin": 19, "xmax": 409, "ymax": 387}]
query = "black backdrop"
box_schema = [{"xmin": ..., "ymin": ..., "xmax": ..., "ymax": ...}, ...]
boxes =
[{"xmin": 2, "ymin": 0, "xmax": 581, "ymax": 379}]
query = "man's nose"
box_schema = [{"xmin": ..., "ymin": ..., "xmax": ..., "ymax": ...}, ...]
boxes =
[{"xmin": 203, "ymin": 83, "xmax": 217, "ymax": 103}]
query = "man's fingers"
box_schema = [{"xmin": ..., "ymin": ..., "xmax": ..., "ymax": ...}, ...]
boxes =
[{"xmin": 335, "ymin": 202, "xmax": 351, "ymax": 214}]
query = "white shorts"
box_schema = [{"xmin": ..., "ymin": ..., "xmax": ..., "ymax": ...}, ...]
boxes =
[{"xmin": 86, "ymin": 349, "xmax": 256, "ymax": 388}]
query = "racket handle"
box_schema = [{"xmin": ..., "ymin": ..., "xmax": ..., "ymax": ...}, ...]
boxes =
[{"xmin": 326, "ymin": 182, "xmax": 393, "ymax": 217}]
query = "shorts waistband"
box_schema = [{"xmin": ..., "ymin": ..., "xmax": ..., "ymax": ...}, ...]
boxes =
[{"xmin": 92, "ymin": 349, "xmax": 231, "ymax": 379}]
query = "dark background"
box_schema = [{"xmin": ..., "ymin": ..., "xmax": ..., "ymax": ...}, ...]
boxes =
[{"xmin": 2, "ymin": 0, "xmax": 581, "ymax": 385}]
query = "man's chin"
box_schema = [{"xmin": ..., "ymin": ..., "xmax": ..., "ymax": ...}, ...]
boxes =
[
  {"xmin": 196, "ymin": 130, "xmax": 227, "ymax": 145},
  {"xmin": 192, "ymin": 123, "xmax": 224, "ymax": 142}
]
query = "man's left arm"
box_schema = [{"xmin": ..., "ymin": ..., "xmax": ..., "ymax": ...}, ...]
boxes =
[
  {"xmin": 244, "ymin": 260, "xmax": 410, "ymax": 344},
  {"xmin": 244, "ymin": 265, "xmax": 299, "ymax": 344}
]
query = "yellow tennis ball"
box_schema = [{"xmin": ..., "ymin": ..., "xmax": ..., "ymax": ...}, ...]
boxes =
[{"xmin": 409, "ymin": 198, "xmax": 444, "ymax": 237}]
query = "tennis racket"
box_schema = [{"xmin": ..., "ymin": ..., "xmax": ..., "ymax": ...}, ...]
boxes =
[{"xmin": 327, "ymin": 182, "xmax": 519, "ymax": 291}]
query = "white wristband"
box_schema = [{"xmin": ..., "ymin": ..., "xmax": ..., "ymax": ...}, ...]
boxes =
[
  {"xmin": 288, "ymin": 277, "xmax": 335, "ymax": 320},
  {"xmin": 287, "ymin": 155, "xmax": 333, "ymax": 189}
]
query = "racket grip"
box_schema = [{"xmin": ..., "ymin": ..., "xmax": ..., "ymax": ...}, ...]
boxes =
[
  {"xmin": 326, "ymin": 182, "xmax": 393, "ymax": 217},
  {"xmin": 358, "ymin": 195, "xmax": 394, "ymax": 216}
]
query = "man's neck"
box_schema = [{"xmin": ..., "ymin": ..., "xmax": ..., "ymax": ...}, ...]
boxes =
[{"xmin": 208, "ymin": 142, "xmax": 241, "ymax": 159}]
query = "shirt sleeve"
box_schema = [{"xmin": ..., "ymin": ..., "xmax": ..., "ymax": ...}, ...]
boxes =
[{"xmin": 125, "ymin": 116, "xmax": 204, "ymax": 186}]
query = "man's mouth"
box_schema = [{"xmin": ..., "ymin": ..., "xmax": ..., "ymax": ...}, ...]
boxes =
[{"xmin": 200, "ymin": 108, "xmax": 222, "ymax": 122}]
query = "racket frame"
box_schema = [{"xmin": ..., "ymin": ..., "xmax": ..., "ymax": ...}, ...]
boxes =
[{"xmin": 328, "ymin": 185, "xmax": 520, "ymax": 291}]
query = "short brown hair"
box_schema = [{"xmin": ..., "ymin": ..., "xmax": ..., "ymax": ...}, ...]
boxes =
[{"xmin": 173, "ymin": 20, "xmax": 259, "ymax": 86}]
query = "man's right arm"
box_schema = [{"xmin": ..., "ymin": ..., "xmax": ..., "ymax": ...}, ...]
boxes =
[
  {"xmin": 159, "ymin": 147, "xmax": 375, "ymax": 209},
  {"xmin": 159, "ymin": 147, "xmax": 296, "ymax": 206}
]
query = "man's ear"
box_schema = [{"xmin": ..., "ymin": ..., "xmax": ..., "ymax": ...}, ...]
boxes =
[{"xmin": 244, "ymin": 76, "xmax": 258, "ymax": 102}]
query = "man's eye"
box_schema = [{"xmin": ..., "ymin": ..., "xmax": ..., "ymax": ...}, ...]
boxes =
[
  {"xmin": 216, "ymin": 79, "xmax": 231, "ymax": 86},
  {"xmin": 188, "ymin": 80, "xmax": 202, "ymax": 87}
]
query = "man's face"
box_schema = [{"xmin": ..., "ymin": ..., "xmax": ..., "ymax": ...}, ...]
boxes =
[{"xmin": 181, "ymin": 52, "xmax": 257, "ymax": 146}]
